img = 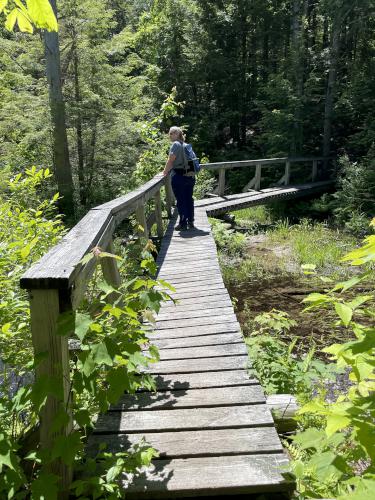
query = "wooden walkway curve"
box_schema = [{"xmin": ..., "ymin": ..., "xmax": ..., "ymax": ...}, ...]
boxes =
[{"xmin": 88, "ymin": 209, "xmax": 291, "ymax": 498}]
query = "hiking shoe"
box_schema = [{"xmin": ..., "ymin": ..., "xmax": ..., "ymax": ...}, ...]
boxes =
[
  {"xmin": 187, "ymin": 222, "xmax": 196, "ymax": 230},
  {"xmin": 175, "ymin": 223, "xmax": 187, "ymax": 231}
]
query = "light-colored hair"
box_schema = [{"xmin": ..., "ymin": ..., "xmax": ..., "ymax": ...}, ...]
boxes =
[{"xmin": 169, "ymin": 126, "xmax": 185, "ymax": 142}]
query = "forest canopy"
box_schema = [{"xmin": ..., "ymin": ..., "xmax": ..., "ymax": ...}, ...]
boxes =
[{"xmin": 0, "ymin": 0, "xmax": 374, "ymax": 218}]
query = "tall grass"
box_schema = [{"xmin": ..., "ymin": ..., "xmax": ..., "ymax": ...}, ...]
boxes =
[{"xmin": 268, "ymin": 219, "xmax": 356, "ymax": 269}]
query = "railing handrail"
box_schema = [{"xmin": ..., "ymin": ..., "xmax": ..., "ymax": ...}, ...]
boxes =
[
  {"xmin": 20, "ymin": 173, "xmax": 166, "ymax": 291},
  {"xmin": 201, "ymin": 156, "xmax": 330, "ymax": 170}
]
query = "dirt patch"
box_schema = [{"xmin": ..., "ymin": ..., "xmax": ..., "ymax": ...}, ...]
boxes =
[{"xmin": 225, "ymin": 238, "xmax": 354, "ymax": 358}]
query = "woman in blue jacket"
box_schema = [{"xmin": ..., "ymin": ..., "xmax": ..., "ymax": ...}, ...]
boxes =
[{"xmin": 162, "ymin": 126, "xmax": 196, "ymax": 230}]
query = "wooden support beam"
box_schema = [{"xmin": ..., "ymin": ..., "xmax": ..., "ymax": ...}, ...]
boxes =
[
  {"xmin": 165, "ymin": 176, "xmax": 174, "ymax": 218},
  {"xmin": 218, "ymin": 168, "xmax": 226, "ymax": 196},
  {"xmin": 312, "ymin": 160, "xmax": 318, "ymax": 182},
  {"xmin": 284, "ymin": 160, "xmax": 291, "ymax": 185},
  {"xmin": 254, "ymin": 163, "xmax": 262, "ymax": 190},
  {"xmin": 29, "ymin": 289, "xmax": 73, "ymax": 494},
  {"xmin": 135, "ymin": 204, "xmax": 149, "ymax": 239},
  {"xmin": 101, "ymin": 240, "xmax": 122, "ymax": 304},
  {"xmin": 154, "ymin": 190, "xmax": 164, "ymax": 237}
]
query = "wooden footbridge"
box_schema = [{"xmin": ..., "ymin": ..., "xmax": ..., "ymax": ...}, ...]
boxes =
[{"xmin": 21, "ymin": 156, "xmax": 333, "ymax": 497}]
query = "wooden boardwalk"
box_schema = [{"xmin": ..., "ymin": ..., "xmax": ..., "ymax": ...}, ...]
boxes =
[
  {"xmin": 196, "ymin": 180, "xmax": 334, "ymax": 216},
  {"xmin": 89, "ymin": 208, "xmax": 291, "ymax": 498}
]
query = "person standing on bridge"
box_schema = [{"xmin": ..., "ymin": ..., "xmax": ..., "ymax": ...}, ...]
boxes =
[{"xmin": 162, "ymin": 126, "xmax": 196, "ymax": 231}]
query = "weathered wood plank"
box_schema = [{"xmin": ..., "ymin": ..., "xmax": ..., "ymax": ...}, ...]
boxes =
[
  {"xmin": 20, "ymin": 209, "xmax": 112, "ymax": 288},
  {"xmin": 153, "ymin": 314, "xmax": 238, "ymax": 330},
  {"xmin": 115, "ymin": 385, "xmax": 264, "ymax": 411},
  {"xmin": 157, "ymin": 272, "xmax": 223, "ymax": 284},
  {"xmin": 167, "ymin": 288, "xmax": 230, "ymax": 300},
  {"xmin": 152, "ymin": 332, "xmax": 242, "ymax": 350},
  {"xmin": 94, "ymin": 404, "xmax": 273, "ymax": 433},
  {"xmin": 121, "ymin": 454, "xmax": 291, "ymax": 498},
  {"xmin": 156, "ymin": 305, "xmax": 234, "ymax": 322},
  {"xmin": 88, "ymin": 426, "xmax": 283, "ymax": 458},
  {"xmin": 161, "ymin": 296, "xmax": 232, "ymax": 312},
  {"xmin": 157, "ymin": 342, "xmax": 247, "ymax": 360},
  {"xmin": 148, "ymin": 370, "xmax": 257, "ymax": 391},
  {"xmin": 143, "ymin": 355, "xmax": 248, "ymax": 374},
  {"xmin": 150, "ymin": 322, "xmax": 241, "ymax": 339}
]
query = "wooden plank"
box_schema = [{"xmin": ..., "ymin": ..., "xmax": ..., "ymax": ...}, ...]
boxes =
[
  {"xmin": 121, "ymin": 454, "xmax": 291, "ymax": 498},
  {"xmin": 162, "ymin": 278, "xmax": 225, "ymax": 291},
  {"xmin": 158, "ymin": 271, "xmax": 223, "ymax": 283},
  {"xmin": 159, "ymin": 262, "xmax": 220, "ymax": 273},
  {"xmin": 115, "ymin": 385, "xmax": 264, "ymax": 411},
  {"xmin": 149, "ymin": 370, "xmax": 258, "ymax": 390},
  {"xmin": 29, "ymin": 289, "xmax": 72, "ymax": 489},
  {"xmin": 152, "ymin": 332, "xmax": 243, "ymax": 350},
  {"xmin": 157, "ymin": 342, "xmax": 247, "ymax": 360},
  {"xmin": 218, "ymin": 168, "xmax": 226, "ymax": 196},
  {"xmin": 161, "ymin": 294, "xmax": 231, "ymax": 309},
  {"xmin": 156, "ymin": 306, "xmax": 234, "ymax": 322},
  {"xmin": 20, "ymin": 209, "xmax": 112, "ymax": 288},
  {"xmin": 153, "ymin": 314, "xmax": 238, "ymax": 330},
  {"xmin": 154, "ymin": 190, "xmax": 164, "ymax": 237},
  {"xmin": 143, "ymin": 355, "xmax": 248, "ymax": 374},
  {"xmin": 150, "ymin": 322, "xmax": 241, "ymax": 339},
  {"xmin": 95, "ymin": 173, "xmax": 165, "ymax": 214},
  {"xmin": 94, "ymin": 404, "xmax": 273, "ymax": 433},
  {"xmin": 87, "ymin": 426, "xmax": 283, "ymax": 458},
  {"xmin": 135, "ymin": 204, "xmax": 149, "ymax": 239},
  {"xmin": 168, "ymin": 287, "xmax": 230, "ymax": 300}
]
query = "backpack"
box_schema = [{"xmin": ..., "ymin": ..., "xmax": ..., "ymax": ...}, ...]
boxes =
[{"xmin": 181, "ymin": 142, "xmax": 201, "ymax": 173}]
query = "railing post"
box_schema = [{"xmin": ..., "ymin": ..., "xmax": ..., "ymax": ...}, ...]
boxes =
[
  {"xmin": 255, "ymin": 163, "xmax": 262, "ymax": 190},
  {"xmin": 101, "ymin": 240, "xmax": 122, "ymax": 304},
  {"xmin": 164, "ymin": 176, "xmax": 174, "ymax": 218},
  {"xmin": 29, "ymin": 288, "xmax": 73, "ymax": 495},
  {"xmin": 284, "ymin": 160, "xmax": 291, "ymax": 185},
  {"xmin": 135, "ymin": 203, "xmax": 149, "ymax": 239},
  {"xmin": 218, "ymin": 168, "xmax": 226, "ymax": 196},
  {"xmin": 312, "ymin": 159, "xmax": 318, "ymax": 182},
  {"xmin": 154, "ymin": 190, "xmax": 164, "ymax": 237}
]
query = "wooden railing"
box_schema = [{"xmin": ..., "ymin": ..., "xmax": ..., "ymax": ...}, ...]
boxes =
[
  {"xmin": 201, "ymin": 156, "xmax": 331, "ymax": 195},
  {"xmin": 19, "ymin": 155, "xmax": 331, "ymax": 489},
  {"xmin": 19, "ymin": 173, "xmax": 174, "ymax": 489}
]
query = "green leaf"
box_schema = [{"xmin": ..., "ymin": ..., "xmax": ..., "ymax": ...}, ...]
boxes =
[
  {"xmin": 31, "ymin": 473, "xmax": 59, "ymax": 500},
  {"xmin": 75, "ymin": 313, "xmax": 91, "ymax": 341},
  {"xmin": 26, "ymin": 0, "xmax": 58, "ymax": 31},
  {"xmin": 5, "ymin": 8, "xmax": 18, "ymax": 31},
  {"xmin": 50, "ymin": 432, "xmax": 82, "ymax": 466},
  {"xmin": 326, "ymin": 414, "xmax": 351, "ymax": 437},
  {"xmin": 335, "ymin": 302, "xmax": 353, "ymax": 326},
  {"xmin": 57, "ymin": 311, "xmax": 75, "ymax": 337},
  {"xmin": 16, "ymin": 8, "xmax": 33, "ymax": 33},
  {"xmin": 91, "ymin": 342, "xmax": 113, "ymax": 367}
]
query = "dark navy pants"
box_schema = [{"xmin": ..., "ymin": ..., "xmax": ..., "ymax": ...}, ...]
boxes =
[{"xmin": 171, "ymin": 173, "xmax": 195, "ymax": 225}]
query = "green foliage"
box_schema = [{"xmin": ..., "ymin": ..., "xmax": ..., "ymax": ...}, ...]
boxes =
[
  {"xmin": 332, "ymin": 154, "xmax": 375, "ymax": 236},
  {"xmin": 268, "ymin": 218, "xmax": 356, "ymax": 273},
  {"xmin": 244, "ymin": 309, "xmax": 337, "ymax": 398},
  {"xmin": 289, "ymin": 220, "xmax": 375, "ymax": 499},
  {"xmin": 0, "ymin": 0, "xmax": 57, "ymax": 33},
  {"xmin": 0, "ymin": 168, "xmax": 64, "ymax": 397},
  {"xmin": 131, "ymin": 88, "xmax": 184, "ymax": 186},
  {"xmin": 210, "ymin": 218, "xmax": 246, "ymax": 258}
]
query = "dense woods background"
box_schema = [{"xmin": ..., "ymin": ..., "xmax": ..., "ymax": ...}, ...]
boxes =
[{"xmin": 1, "ymin": 0, "xmax": 374, "ymax": 219}]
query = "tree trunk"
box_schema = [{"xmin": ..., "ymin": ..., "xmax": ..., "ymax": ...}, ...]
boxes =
[
  {"xmin": 72, "ymin": 33, "xmax": 86, "ymax": 206},
  {"xmin": 44, "ymin": 0, "xmax": 75, "ymax": 217},
  {"xmin": 322, "ymin": 3, "xmax": 355, "ymax": 158}
]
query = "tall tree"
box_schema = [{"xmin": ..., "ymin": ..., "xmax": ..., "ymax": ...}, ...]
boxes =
[{"xmin": 44, "ymin": 0, "xmax": 75, "ymax": 216}]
